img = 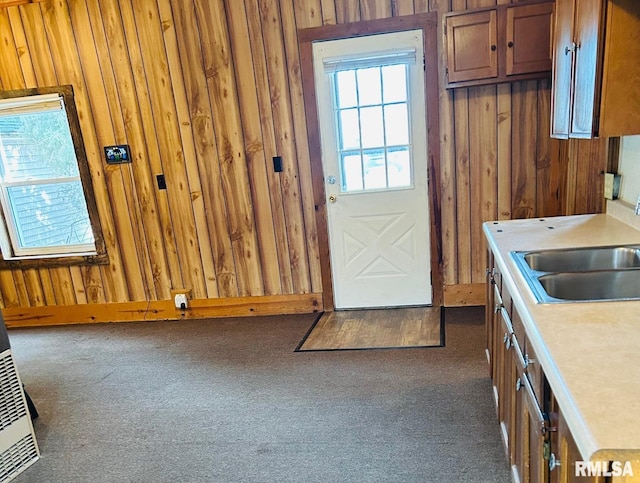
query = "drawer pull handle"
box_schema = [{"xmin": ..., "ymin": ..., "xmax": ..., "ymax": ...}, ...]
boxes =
[{"xmin": 524, "ymin": 354, "xmax": 536, "ymax": 368}]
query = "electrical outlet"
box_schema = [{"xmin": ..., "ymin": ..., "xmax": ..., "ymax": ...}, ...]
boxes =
[{"xmin": 174, "ymin": 293, "xmax": 188, "ymax": 310}]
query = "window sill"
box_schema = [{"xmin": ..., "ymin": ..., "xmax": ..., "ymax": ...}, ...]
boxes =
[{"xmin": 0, "ymin": 251, "xmax": 109, "ymax": 270}]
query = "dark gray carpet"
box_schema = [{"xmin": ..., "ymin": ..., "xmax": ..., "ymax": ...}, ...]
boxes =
[{"xmin": 7, "ymin": 307, "xmax": 510, "ymax": 483}]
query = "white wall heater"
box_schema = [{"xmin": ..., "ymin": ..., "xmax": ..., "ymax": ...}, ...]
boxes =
[{"xmin": 0, "ymin": 320, "xmax": 39, "ymax": 482}]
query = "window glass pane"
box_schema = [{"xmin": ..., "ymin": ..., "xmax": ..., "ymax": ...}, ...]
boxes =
[
  {"xmin": 387, "ymin": 147, "xmax": 411, "ymax": 188},
  {"xmin": 0, "ymin": 110, "xmax": 79, "ymax": 182},
  {"xmin": 363, "ymin": 149, "xmax": 386, "ymax": 190},
  {"xmin": 7, "ymin": 182, "xmax": 94, "ymax": 249},
  {"xmin": 339, "ymin": 108, "xmax": 360, "ymax": 150},
  {"xmin": 360, "ymin": 106, "xmax": 384, "ymax": 148},
  {"xmin": 384, "ymin": 104, "xmax": 409, "ymax": 146},
  {"xmin": 336, "ymin": 70, "xmax": 357, "ymax": 108},
  {"xmin": 382, "ymin": 65, "xmax": 407, "ymax": 103},
  {"xmin": 341, "ymin": 153, "xmax": 363, "ymax": 192},
  {"xmin": 356, "ymin": 68, "xmax": 382, "ymax": 106}
]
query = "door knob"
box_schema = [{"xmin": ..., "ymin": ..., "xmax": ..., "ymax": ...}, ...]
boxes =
[{"xmin": 328, "ymin": 195, "xmax": 337, "ymax": 203}]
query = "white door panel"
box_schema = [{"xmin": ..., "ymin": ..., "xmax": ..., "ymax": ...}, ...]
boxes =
[{"xmin": 313, "ymin": 31, "xmax": 432, "ymax": 309}]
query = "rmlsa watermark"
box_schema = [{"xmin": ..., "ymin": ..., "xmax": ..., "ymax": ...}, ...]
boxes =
[{"xmin": 575, "ymin": 460, "xmax": 634, "ymax": 477}]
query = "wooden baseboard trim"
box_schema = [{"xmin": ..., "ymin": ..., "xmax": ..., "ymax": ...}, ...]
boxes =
[
  {"xmin": 2, "ymin": 293, "xmax": 323, "ymax": 328},
  {"xmin": 443, "ymin": 283, "xmax": 485, "ymax": 307}
]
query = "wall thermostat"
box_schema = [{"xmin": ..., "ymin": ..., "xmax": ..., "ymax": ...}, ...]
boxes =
[{"xmin": 104, "ymin": 144, "xmax": 131, "ymax": 164}]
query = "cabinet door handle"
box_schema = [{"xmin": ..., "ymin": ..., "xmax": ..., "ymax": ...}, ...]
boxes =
[
  {"xmin": 491, "ymin": 44, "xmax": 497, "ymax": 51},
  {"xmin": 503, "ymin": 333, "xmax": 512, "ymax": 350},
  {"xmin": 524, "ymin": 354, "xmax": 536, "ymax": 368},
  {"xmin": 549, "ymin": 453, "xmax": 561, "ymax": 471},
  {"xmin": 515, "ymin": 378, "xmax": 522, "ymax": 391},
  {"xmin": 507, "ymin": 41, "xmax": 514, "ymax": 48},
  {"xmin": 564, "ymin": 42, "xmax": 576, "ymax": 55}
]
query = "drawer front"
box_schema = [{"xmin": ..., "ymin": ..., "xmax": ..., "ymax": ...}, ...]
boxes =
[{"xmin": 524, "ymin": 341, "xmax": 545, "ymax": 406}]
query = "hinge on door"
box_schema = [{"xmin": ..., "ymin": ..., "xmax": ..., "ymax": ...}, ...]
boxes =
[{"xmin": 423, "ymin": 54, "xmax": 426, "ymax": 71}]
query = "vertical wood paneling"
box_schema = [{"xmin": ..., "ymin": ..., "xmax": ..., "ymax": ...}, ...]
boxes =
[
  {"xmin": 244, "ymin": 0, "xmax": 295, "ymax": 294},
  {"xmin": 392, "ymin": 0, "xmax": 414, "ymax": 16},
  {"xmin": 469, "ymin": 85, "xmax": 497, "ymax": 283},
  {"xmin": 170, "ymin": 0, "xmax": 236, "ymax": 298},
  {"xmin": 66, "ymin": 0, "xmax": 147, "ymax": 301},
  {"xmin": 40, "ymin": 0, "xmax": 125, "ymax": 303},
  {"xmin": 360, "ymin": 0, "xmax": 392, "ymax": 20},
  {"xmin": 0, "ymin": 0, "xmax": 614, "ymax": 312},
  {"xmin": 438, "ymin": 0, "xmax": 458, "ymax": 286},
  {"xmin": 225, "ymin": 0, "xmax": 282, "ymax": 295},
  {"xmin": 156, "ymin": 0, "xmax": 220, "ymax": 299},
  {"xmin": 279, "ymin": 0, "xmax": 323, "ymax": 293},
  {"xmin": 98, "ymin": 0, "xmax": 173, "ymax": 301},
  {"xmin": 335, "ymin": 0, "xmax": 360, "ymax": 23},
  {"xmin": 130, "ymin": 0, "xmax": 209, "ymax": 298},
  {"xmin": 320, "ymin": 0, "xmax": 337, "ymax": 24},
  {"xmin": 293, "ymin": 0, "xmax": 322, "ymax": 28},
  {"xmin": 19, "ymin": 5, "xmax": 57, "ymax": 85},
  {"xmin": 0, "ymin": 9, "xmax": 25, "ymax": 88},
  {"xmin": 511, "ymin": 81, "xmax": 538, "ymax": 219},
  {"xmin": 255, "ymin": 0, "xmax": 311, "ymax": 294},
  {"xmin": 83, "ymin": 0, "xmax": 156, "ymax": 301},
  {"xmin": 453, "ymin": 88, "xmax": 470, "ymax": 285},
  {"xmin": 195, "ymin": 0, "xmax": 266, "ymax": 297},
  {"xmin": 536, "ymin": 78, "xmax": 560, "ymax": 217},
  {"xmin": 497, "ymin": 84, "xmax": 512, "ymax": 219}
]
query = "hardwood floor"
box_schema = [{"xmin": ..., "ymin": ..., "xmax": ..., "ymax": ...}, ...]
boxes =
[{"xmin": 297, "ymin": 306, "xmax": 442, "ymax": 351}]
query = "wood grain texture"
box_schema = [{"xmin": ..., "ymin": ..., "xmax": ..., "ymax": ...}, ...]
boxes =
[
  {"xmin": 157, "ymin": 0, "xmax": 219, "ymax": 299},
  {"xmin": 299, "ymin": 306, "xmax": 442, "ymax": 350},
  {"xmin": 444, "ymin": 283, "xmax": 485, "ymax": 306},
  {"xmin": 0, "ymin": 0, "xmax": 612, "ymax": 316},
  {"xmin": 2, "ymin": 293, "xmax": 322, "ymax": 327}
]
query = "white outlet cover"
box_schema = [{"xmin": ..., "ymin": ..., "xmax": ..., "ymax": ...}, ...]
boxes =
[{"xmin": 174, "ymin": 294, "xmax": 188, "ymax": 309}]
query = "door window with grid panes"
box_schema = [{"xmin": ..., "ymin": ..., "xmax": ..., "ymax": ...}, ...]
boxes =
[{"xmin": 329, "ymin": 56, "xmax": 414, "ymax": 193}]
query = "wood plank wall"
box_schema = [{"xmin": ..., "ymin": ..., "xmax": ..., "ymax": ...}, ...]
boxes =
[{"xmin": 0, "ymin": 0, "xmax": 608, "ymax": 325}]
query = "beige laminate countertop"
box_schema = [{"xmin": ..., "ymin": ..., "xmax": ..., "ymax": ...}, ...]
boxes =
[{"xmin": 483, "ymin": 211, "xmax": 640, "ymax": 464}]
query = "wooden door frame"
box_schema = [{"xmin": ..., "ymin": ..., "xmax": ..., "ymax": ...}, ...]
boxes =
[{"xmin": 298, "ymin": 13, "xmax": 443, "ymax": 310}]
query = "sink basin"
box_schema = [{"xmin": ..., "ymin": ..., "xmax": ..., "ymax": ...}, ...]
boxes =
[
  {"xmin": 522, "ymin": 245, "xmax": 640, "ymax": 272},
  {"xmin": 510, "ymin": 244, "xmax": 640, "ymax": 303},
  {"xmin": 538, "ymin": 269, "xmax": 640, "ymax": 301}
]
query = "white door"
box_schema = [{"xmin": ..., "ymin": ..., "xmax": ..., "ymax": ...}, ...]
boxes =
[{"xmin": 313, "ymin": 30, "xmax": 432, "ymax": 309}]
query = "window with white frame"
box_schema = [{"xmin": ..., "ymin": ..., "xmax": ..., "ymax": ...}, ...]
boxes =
[
  {"xmin": 0, "ymin": 88, "xmax": 103, "ymax": 262},
  {"xmin": 324, "ymin": 49, "xmax": 416, "ymax": 193}
]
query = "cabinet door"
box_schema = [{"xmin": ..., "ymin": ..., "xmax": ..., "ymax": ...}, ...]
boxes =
[
  {"xmin": 514, "ymin": 363, "xmax": 549, "ymax": 483},
  {"xmin": 551, "ymin": 0, "xmax": 575, "ymax": 138},
  {"xmin": 549, "ymin": 405, "xmax": 606, "ymax": 483},
  {"xmin": 506, "ymin": 3, "xmax": 553, "ymax": 76},
  {"xmin": 570, "ymin": 0, "xmax": 605, "ymax": 138},
  {"xmin": 498, "ymin": 304, "xmax": 517, "ymax": 463},
  {"xmin": 486, "ymin": 251, "xmax": 495, "ymax": 374},
  {"xmin": 446, "ymin": 10, "xmax": 498, "ymax": 83}
]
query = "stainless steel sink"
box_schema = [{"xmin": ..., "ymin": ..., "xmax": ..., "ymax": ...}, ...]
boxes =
[
  {"xmin": 510, "ymin": 244, "xmax": 640, "ymax": 303},
  {"xmin": 523, "ymin": 245, "xmax": 640, "ymax": 272},
  {"xmin": 538, "ymin": 270, "xmax": 640, "ymax": 301}
]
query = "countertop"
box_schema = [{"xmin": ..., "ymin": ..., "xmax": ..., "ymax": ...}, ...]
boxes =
[{"xmin": 483, "ymin": 210, "xmax": 640, "ymax": 463}]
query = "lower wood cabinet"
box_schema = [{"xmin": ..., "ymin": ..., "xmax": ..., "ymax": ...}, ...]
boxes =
[{"xmin": 486, "ymin": 250, "xmax": 622, "ymax": 482}]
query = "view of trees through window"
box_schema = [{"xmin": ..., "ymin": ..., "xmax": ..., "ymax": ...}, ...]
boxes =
[{"xmin": 0, "ymin": 100, "xmax": 95, "ymax": 257}]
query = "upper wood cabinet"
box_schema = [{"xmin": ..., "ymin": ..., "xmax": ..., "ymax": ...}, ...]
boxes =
[
  {"xmin": 551, "ymin": 0, "xmax": 640, "ymax": 138},
  {"xmin": 445, "ymin": 1, "xmax": 553, "ymax": 89}
]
